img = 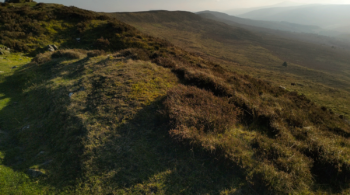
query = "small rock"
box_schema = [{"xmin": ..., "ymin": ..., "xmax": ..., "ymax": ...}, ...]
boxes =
[
  {"xmin": 279, "ymin": 86, "xmax": 286, "ymax": 90},
  {"xmin": 52, "ymin": 45, "xmax": 58, "ymax": 50},
  {"xmin": 69, "ymin": 92, "xmax": 74, "ymax": 98},
  {"xmin": 34, "ymin": 151, "xmax": 45, "ymax": 158},
  {"xmin": 76, "ymin": 38, "xmax": 81, "ymax": 41},
  {"xmin": 27, "ymin": 169, "xmax": 44, "ymax": 178},
  {"xmin": 303, "ymin": 126, "xmax": 313, "ymax": 130},
  {"xmin": 47, "ymin": 45, "xmax": 55, "ymax": 52},
  {"xmin": 21, "ymin": 125, "xmax": 30, "ymax": 131},
  {"xmin": 12, "ymin": 66, "xmax": 17, "ymax": 69}
]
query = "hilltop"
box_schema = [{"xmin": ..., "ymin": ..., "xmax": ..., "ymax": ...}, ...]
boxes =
[{"xmin": 0, "ymin": 2, "xmax": 350, "ymax": 194}]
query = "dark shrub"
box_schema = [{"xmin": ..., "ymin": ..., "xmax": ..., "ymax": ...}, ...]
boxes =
[{"xmin": 94, "ymin": 37, "xmax": 110, "ymax": 50}]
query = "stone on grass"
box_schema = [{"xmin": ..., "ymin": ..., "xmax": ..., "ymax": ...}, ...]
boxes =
[
  {"xmin": 47, "ymin": 45, "xmax": 55, "ymax": 52},
  {"xmin": 21, "ymin": 125, "xmax": 30, "ymax": 131}
]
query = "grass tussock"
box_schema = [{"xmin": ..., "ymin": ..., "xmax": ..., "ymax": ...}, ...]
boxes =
[
  {"xmin": 32, "ymin": 49, "xmax": 86, "ymax": 64},
  {"xmin": 51, "ymin": 49, "xmax": 85, "ymax": 59},
  {"xmin": 86, "ymin": 50, "xmax": 105, "ymax": 57},
  {"xmin": 164, "ymin": 85, "xmax": 240, "ymax": 136}
]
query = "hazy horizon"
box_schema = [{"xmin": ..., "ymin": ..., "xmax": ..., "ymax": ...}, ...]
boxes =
[{"xmin": 3, "ymin": 0, "xmax": 350, "ymax": 12}]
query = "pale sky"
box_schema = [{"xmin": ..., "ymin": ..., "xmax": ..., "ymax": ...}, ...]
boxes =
[{"xmin": 5, "ymin": 0, "xmax": 350, "ymax": 12}]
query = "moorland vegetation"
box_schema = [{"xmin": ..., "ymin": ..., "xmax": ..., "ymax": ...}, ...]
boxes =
[{"xmin": 0, "ymin": 2, "xmax": 349, "ymax": 194}]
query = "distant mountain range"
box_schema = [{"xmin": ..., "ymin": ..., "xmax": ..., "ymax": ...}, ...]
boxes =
[
  {"xmin": 198, "ymin": 11, "xmax": 322, "ymax": 34},
  {"xmin": 238, "ymin": 4, "xmax": 350, "ymax": 34},
  {"xmin": 225, "ymin": 1, "xmax": 305, "ymax": 15}
]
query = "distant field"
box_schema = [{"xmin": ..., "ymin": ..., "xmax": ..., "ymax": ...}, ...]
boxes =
[{"xmin": 109, "ymin": 11, "xmax": 350, "ymax": 118}]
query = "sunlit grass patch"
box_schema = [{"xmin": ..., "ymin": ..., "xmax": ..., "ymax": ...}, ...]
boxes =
[{"xmin": 0, "ymin": 164, "xmax": 46, "ymax": 195}]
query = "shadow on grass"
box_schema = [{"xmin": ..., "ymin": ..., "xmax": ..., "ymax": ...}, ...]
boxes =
[
  {"xmin": 87, "ymin": 98, "xmax": 251, "ymax": 194},
  {"xmin": 0, "ymin": 58, "xmax": 89, "ymax": 190}
]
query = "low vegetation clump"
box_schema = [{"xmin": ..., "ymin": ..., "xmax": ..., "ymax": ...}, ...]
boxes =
[
  {"xmin": 164, "ymin": 85, "xmax": 240, "ymax": 136},
  {"xmin": 86, "ymin": 50, "xmax": 105, "ymax": 57}
]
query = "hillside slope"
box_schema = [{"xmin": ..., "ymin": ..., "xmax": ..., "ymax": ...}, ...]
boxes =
[
  {"xmin": 1, "ymin": 2, "xmax": 350, "ymax": 195},
  {"xmin": 109, "ymin": 10, "xmax": 350, "ymax": 119}
]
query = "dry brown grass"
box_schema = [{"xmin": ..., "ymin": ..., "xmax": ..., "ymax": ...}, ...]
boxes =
[
  {"xmin": 164, "ymin": 85, "xmax": 240, "ymax": 136},
  {"xmin": 51, "ymin": 49, "xmax": 86, "ymax": 59},
  {"xmin": 108, "ymin": 11, "xmax": 350, "ymax": 119},
  {"xmin": 87, "ymin": 50, "xmax": 105, "ymax": 57},
  {"xmin": 158, "ymin": 52, "xmax": 350, "ymax": 194}
]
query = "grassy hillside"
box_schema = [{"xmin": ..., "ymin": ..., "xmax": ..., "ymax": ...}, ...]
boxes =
[
  {"xmin": 1, "ymin": 2, "xmax": 350, "ymax": 195},
  {"xmin": 109, "ymin": 11, "xmax": 350, "ymax": 119}
]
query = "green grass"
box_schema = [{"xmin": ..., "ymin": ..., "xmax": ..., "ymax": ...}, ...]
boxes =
[
  {"xmin": 0, "ymin": 163, "xmax": 45, "ymax": 195},
  {"xmin": 0, "ymin": 53, "xmax": 52, "ymax": 194}
]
